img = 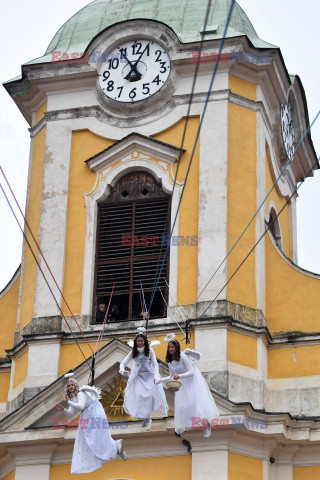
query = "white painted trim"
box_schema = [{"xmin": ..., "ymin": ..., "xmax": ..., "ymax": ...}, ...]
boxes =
[
  {"xmin": 82, "ymin": 150, "xmax": 182, "ymax": 316},
  {"xmin": 266, "ymin": 201, "xmax": 283, "ymax": 250}
]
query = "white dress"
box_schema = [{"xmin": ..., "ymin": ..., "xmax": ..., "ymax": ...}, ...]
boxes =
[
  {"xmin": 63, "ymin": 386, "xmax": 118, "ymax": 474},
  {"xmin": 162, "ymin": 350, "xmax": 219, "ymax": 432},
  {"xmin": 120, "ymin": 348, "xmax": 168, "ymax": 419}
]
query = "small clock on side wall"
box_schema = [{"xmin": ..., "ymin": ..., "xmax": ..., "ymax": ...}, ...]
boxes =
[{"xmin": 280, "ymin": 103, "xmax": 295, "ymax": 160}]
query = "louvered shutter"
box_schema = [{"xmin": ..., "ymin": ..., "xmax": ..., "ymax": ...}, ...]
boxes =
[{"xmin": 94, "ymin": 172, "xmax": 170, "ymax": 322}]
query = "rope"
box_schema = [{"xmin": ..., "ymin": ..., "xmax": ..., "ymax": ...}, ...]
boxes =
[
  {"xmin": 94, "ymin": 282, "xmax": 115, "ymax": 354},
  {"xmin": 158, "ymin": 288, "xmax": 186, "ymax": 337},
  {"xmin": 148, "ymin": 0, "xmax": 236, "ymax": 312},
  {"xmin": 148, "ymin": 0, "xmax": 216, "ymax": 306},
  {"xmin": 193, "ymin": 108, "xmax": 320, "ymax": 307},
  {"xmin": 198, "ymin": 158, "xmax": 320, "ymax": 320},
  {"xmin": 0, "ymin": 165, "xmax": 94, "ymax": 353},
  {"xmin": 0, "ymin": 181, "xmax": 91, "ymax": 369}
]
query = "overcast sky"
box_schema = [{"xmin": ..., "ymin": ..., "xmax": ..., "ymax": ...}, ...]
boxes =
[{"xmin": 0, "ymin": 0, "xmax": 319, "ymax": 291}]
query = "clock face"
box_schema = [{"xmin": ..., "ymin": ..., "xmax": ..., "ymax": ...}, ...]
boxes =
[
  {"xmin": 98, "ymin": 40, "xmax": 170, "ymax": 103},
  {"xmin": 280, "ymin": 103, "xmax": 295, "ymax": 159}
]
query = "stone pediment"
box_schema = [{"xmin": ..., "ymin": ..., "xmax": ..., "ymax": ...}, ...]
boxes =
[{"xmin": 85, "ymin": 132, "xmax": 185, "ymax": 173}]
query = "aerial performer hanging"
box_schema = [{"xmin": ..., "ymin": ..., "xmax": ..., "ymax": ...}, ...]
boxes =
[
  {"xmin": 119, "ymin": 327, "xmax": 168, "ymax": 431},
  {"xmin": 156, "ymin": 334, "xmax": 219, "ymax": 438},
  {"xmin": 55, "ymin": 375, "xmax": 127, "ymax": 474}
]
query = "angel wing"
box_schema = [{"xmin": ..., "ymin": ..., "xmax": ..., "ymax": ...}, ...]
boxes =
[{"xmin": 183, "ymin": 348, "xmax": 201, "ymax": 362}]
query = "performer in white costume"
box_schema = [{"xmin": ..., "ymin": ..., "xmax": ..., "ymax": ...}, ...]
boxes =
[
  {"xmin": 156, "ymin": 336, "xmax": 219, "ymax": 438},
  {"xmin": 120, "ymin": 328, "xmax": 168, "ymax": 431},
  {"xmin": 56, "ymin": 377, "xmax": 126, "ymax": 474}
]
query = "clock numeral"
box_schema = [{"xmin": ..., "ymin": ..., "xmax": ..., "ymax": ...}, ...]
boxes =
[
  {"xmin": 152, "ymin": 75, "xmax": 161, "ymax": 86},
  {"xmin": 108, "ymin": 58, "xmax": 119, "ymax": 70},
  {"xmin": 106, "ymin": 80, "xmax": 114, "ymax": 92},
  {"xmin": 129, "ymin": 87, "xmax": 137, "ymax": 99},
  {"xmin": 132, "ymin": 42, "xmax": 142, "ymax": 55},
  {"xmin": 142, "ymin": 83, "xmax": 150, "ymax": 95},
  {"xmin": 155, "ymin": 50, "xmax": 162, "ymax": 62},
  {"xmin": 159, "ymin": 61, "xmax": 167, "ymax": 73},
  {"xmin": 117, "ymin": 86, "xmax": 123, "ymax": 98},
  {"xmin": 119, "ymin": 48, "xmax": 127, "ymax": 60},
  {"xmin": 102, "ymin": 71, "xmax": 110, "ymax": 81}
]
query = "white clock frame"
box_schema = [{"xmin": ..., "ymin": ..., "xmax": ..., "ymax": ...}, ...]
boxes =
[
  {"xmin": 98, "ymin": 39, "xmax": 170, "ymax": 103},
  {"xmin": 90, "ymin": 20, "xmax": 179, "ymax": 119}
]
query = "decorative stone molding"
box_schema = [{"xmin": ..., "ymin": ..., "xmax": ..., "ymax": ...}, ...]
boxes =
[{"xmin": 82, "ymin": 134, "xmax": 184, "ymax": 316}]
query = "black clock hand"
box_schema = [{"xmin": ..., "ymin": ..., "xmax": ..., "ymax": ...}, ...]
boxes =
[
  {"xmin": 124, "ymin": 42, "xmax": 151, "ymax": 81},
  {"xmin": 122, "ymin": 52, "xmax": 142, "ymax": 81}
]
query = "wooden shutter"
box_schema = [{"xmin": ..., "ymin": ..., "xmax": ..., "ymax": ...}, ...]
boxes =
[{"xmin": 94, "ymin": 172, "xmax": 170, "ymax": 321}]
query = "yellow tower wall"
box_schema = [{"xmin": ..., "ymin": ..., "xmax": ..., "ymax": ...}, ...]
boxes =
[
  {"xmin": 50, "ymin": 454, "xmax": 191, "ymax": 480},
  {"xmin": 154, "ymin": 117, "xmax": 200, "ymax": 306},
  {"xmin": 0, "ymin": 273, "xmax": 19, "ymax": 357},
  {"xmin": 266, "ymin": 235, "xmax": 320, "ymax": 334},
  {"xmin": 229, "ymin": 452, "xmax": 263, "ymax": 480},
  {"xmin": 227, "ymin": 330, "xmax": 257, "ymax": 369},
  {"xmin": 13, "ymin": 350, "xmax": 28, "ymax": 389},
  {"xmin": 19, "ymin": 126, "xmax": 46, "ymax": 329},
  {"xmin": 227, "ymin": 79, "xmax": 257, "ymax": 308},
  {"xmin": 293, "ymin": 466, "xmax": 320, "ymax": 479},
  {"xmin": 62, "ymin": 130, "xmax": 113, "ymax": 315}
]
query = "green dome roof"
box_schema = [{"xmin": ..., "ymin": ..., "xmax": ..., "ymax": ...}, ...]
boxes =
[{"xmin": 26, "ymin": 0, "xmax": 276, "ymax": 65}]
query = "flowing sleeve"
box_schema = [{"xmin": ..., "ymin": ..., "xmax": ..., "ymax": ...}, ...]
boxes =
[
  {"xmin": 120, "ymin": 351, "xmax": 133, "ymax": 370},
  {"xmin": 177, "ymin": 354, "xmax": 194, "ymax": 379},
  {"xmin": 150, "ymin": 348, "xmax": 160, "ymax": 378},
  {"xmin": 63, "ymin": 404, "xmax": 77, "ymax": 416},
  {"xmin": 66, "ymin": 391, "xmax": 87, "ymax": 412},
  {"xmin": 160, "ymin": 362, "xmax": 172, "ymax": 383}
]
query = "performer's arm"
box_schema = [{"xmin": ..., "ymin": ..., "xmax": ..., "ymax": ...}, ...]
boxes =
[
  {"xmin": 159, "ymin": 363, "xmax": 172, "ymax": 383},
  {"xmin": 120, "ymin": 351, "xmax": 132, "ymax": 375},
  {"xmin": 62, "ymin": 404, "xmax": 77, "ymax": 416},
  {"xmin": 150, "ymin": 348, "xmax": 160, "ymax": 380},
  {"xmin": 66, "ymin": 391, "xmax": 87, "ymax": 412}
]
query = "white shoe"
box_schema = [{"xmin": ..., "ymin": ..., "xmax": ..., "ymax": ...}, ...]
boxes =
[
  {"xmin": 145, "ymin": 418, "xmax": 152, "ymax": 431},
  {"xmin": 203, "ymin": 427, "xmax": 211, "ymax": 439},
  {"xmin": 116, "ymin": 439, "xmax": 127, "ymax": 461}
]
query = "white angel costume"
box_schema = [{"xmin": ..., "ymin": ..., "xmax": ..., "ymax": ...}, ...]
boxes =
[
  {"xmin": 120, "ymin": 346, "xmax": 168, "ymax": 420},
  {"xmin": 161, "ymin": 350, "xmax": 219, "ymax": 433},
  {"xmin": 63, "ymin": 385, "xmax": 120, "ymax": 474}
]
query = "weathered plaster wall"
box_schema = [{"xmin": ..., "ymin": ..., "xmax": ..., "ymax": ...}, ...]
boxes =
[
  {"xmin": 229, "ymin": 453, "xmax": 263, "ymax": 480},
  {"xmin": 266, "ymin": 235, "xmax": 320, "ymax": 333},
  {"xmin": 155, "ymin": 117, "xmax": 200, "ymax": 306},
  {"xmin": 227, "ymin": 85, "xmax": 257, "ymax": 309},
  {"xmin": 19, "ymin": 127, "xmax": 46, "ymax": 329},
  {"xmin": 13, "ymin": 350, "xmax": 28, "ymax": 389},
  {"xmin": 50, "ymin": 454, "xmax": 191, "ymax": 480},
  {"xmin": 227, "ymin": 330, "xmax": 257, "ymax": 369},
  {"xmin": 293, "ymin": 466, "xmax": 320, "ymax": 479},
  {"xmin": 62, "ymin": 130, "xmax": 112, "ymax": 315},
  {"xmin": 0, "ymin": 272, "xmax": 19, "ymax": 356}
]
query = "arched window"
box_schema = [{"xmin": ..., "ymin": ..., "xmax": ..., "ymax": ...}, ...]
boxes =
[
  {"xmin": 94, "ymin": 171, "xmax": 171, "ymax": 323},
  {"xmin": 266, "ymin": 207, "xmax": 282, "ymax": 249}
]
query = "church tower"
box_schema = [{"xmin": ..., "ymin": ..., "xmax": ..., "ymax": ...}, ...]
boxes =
[{"xmin": 0, "ymin": 1, "xmax": 319, "ymax": 479}]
